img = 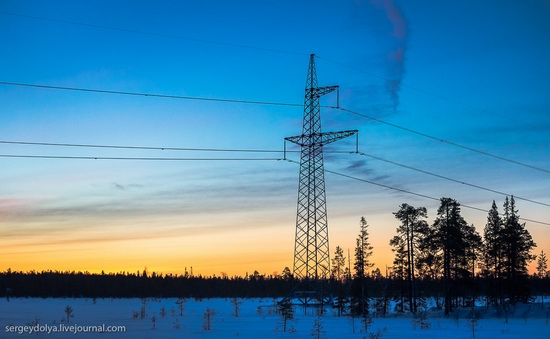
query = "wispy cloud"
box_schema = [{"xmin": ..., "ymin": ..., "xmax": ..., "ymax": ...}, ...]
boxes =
[{"xmin": 370, "ymin": 0, "xmax": 408, "ymax": 112}]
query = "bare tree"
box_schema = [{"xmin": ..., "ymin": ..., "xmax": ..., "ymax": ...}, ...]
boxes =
[
  {"xmin": 203, "ymin": 308, "xmax": 216, "ymax": 330},
  {"xmin": 277, "ymin": 298, "xmax": 294, "ymax": 332},
  {"xmin": 230, "ymin": 298, "xmax": 243, "ymax": 317},
  {"xmin": 64, "ymin": 306, "xmax": 74, "ymax": 323}
]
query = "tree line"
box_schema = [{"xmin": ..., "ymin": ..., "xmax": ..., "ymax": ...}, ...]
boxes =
[
  {"xmin": 1, "ymin": 196, "xmax": 548, "ymax": 318},
  {"xmin": 0, "ymin": 269, "xmax": 293, "ymax": 299},
  {"xmin": 334, "ymin": 196, "xmax": 547, "ymax": 319}
]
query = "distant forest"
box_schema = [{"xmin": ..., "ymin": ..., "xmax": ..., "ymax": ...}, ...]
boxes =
[{"xmin": 2, "ymin": 196, "xmax": 549, "ymax": 317}]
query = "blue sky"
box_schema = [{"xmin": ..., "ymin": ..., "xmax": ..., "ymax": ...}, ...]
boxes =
[{"xmin": 1, "ymin": 0, "xmax": 549, "ymax": 276}]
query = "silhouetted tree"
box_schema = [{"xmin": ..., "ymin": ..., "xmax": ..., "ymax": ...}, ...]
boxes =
[
  {"xmin": 351, "ymin": 217, "xmax": 373, "ymax": 316},
  {"xmin": 480, "ymin": 200, "xmax": 505, "ymax": 306},
  {"xmin": 230, "ymin": 297, "xmax": 242, "ymax": 317},
  {"xmin": 390, "ymin": 234, "xmax": 407, "ymax": 313},
  {"xmin": 331, "ymin": 246, "xmax": 346, "ymax": 282},
  {"xmin": 281, "ymin": 267, "xmax": 293, "ymax": 281},
  {"xmin": 203, "ymin": 308, "xmax": 216, "ymax": 330},
  {"xmin": 537, "ymin": 251, "xmax": 548, "ymax": 278},
  {"xmin": 354, "ymin": 217, "xmax": 374, "ymax": 280},
  {"xmin": 501, "ymin": 196, "xmax": 536, "ymax": 304},
  {"xmin": 277, "ymin": 298, "xmax": 294, "ymax": 332},
  {"xmin": 392, "ymin": 203, "xmax": 428, "ymax": 313},
  {"xmin": 64, "ymin": 305, "xmax": 74, "ymax": 323},
  {"xmin": 426, "ymin": 198, "xmax": 480, "ymax": 316}
]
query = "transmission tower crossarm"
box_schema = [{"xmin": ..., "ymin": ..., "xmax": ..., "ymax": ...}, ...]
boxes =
[
  {"xmin": 285, "ymin": 130, "xmax": 358, "ymax": 147},
  {"xmin": 310, "ymin": 85, "xmax": 339, "ymax": 97}
]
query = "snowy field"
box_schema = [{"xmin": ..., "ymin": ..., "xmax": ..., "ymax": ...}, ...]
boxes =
[{"xmin": 1, "ymin": 297, "xmax": 549, "ymax": 338}]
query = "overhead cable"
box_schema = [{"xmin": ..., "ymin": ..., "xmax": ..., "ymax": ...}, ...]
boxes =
[
  {"xmin": 0, "ymin": 81, "xmax": 302, "ymax": 107},
  {"xmin": 0, "ymin": 10, "xmax": 534, "ymax": 127},
  {"xmin": 0, "ymin": 140, "xmax": 284, "ymax": 153},
  {"xmin": 283, "ymin": 159, "xmax": 550, "ymax": 226},
  {"xmin": 0, "ymin": 154, "xmax": 284, "ymax": 161},
  {"xmin": 353, "ymin": 151, "xmax": 550, "ymax": 208},
  {"xmin": 0, "ymin": 11, "xmax": 305, "ymax": 56},
  {"xmin": 2, "ymin": 138, "xmax": 548, "ymax": 208},
  {"xmin": 1, "ymin": 81, "xmax": 548, "ymax": 175},
  {"xmin": 338, "ymin": 107, "xmax": 550, "ymax": 175}
]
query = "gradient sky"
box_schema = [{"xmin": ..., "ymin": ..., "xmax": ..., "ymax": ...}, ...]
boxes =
[{"xmin": 1, "ymin": 0, "xmax": 549, "ymax": 277}]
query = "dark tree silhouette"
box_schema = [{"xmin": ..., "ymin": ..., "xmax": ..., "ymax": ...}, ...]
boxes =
[
  {"xmin": 351, "ymin": 217, "xmax": 374, "ymax": 317},
  {"xmin": 392, "ymin": 203, "xmax": 428, "ymax": 313},
  {"xmin": 501, "ymin": 196, "xmax": 536, "ymax": 304},
  {"xmin": 425, "ymin": 198, "xmax": 480, "ymax": 316}
]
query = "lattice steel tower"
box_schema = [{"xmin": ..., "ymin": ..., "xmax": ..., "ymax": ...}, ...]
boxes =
[{"xmin": 285, "ymin": 54, "xmax": 357, "ymax": 286}]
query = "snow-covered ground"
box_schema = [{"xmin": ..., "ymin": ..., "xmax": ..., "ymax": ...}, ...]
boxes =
[{"xmin": 1, "ymin": 297, "xmax": 549, "ymax": 338}]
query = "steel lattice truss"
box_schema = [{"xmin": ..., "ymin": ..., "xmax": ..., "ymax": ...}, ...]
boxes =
[{"xmin": 286, "ymin": 55, "xmax": 357, "ymax": 282}]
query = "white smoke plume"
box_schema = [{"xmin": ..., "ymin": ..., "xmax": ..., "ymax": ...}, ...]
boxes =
[{"xmin": 370, "ymin": 0, "xmax": 408, "ymax": 112}]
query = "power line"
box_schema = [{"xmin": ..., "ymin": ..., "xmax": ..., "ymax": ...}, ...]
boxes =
[
  {"xmin": 0, "ymin": 81, "xmax": 303, "ymax": 107},
  {"xmin": 2, "ymin": 81, "xmax": 548, "ymax": 176},
  {"xmin": 338, "ymin": 107, "xmax": 550, "ymax": 175},
  {"xmin": 354, "ymin": 151, "xmax": 550, "ymax": 208},
  {"xmin": 0, "ymin": 11, "xmax": 305, "ymax": 56},
  {"xmin": 0, "ymin": 140, "xmax": 285, "ymax": 153},
  {"xmin": 1, "ymin": 140, "xmax": 547, "ymax": 224},
  {"xmin": 0, "ymin": 154, "xmax": 284, "ymax": 161},
  {"xmin": 1, "ymin": 10, "xmax": 536, "ymax": 128},
  {"xmin": 283, "ymin": 159, "xmax": 550, "ymax": 226},
  {"xmin": 4, "ymin": 138, "xmax": 547, "ymax": 208}
]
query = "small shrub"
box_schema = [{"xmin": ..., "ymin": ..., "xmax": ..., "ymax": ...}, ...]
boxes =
[
  {"xmin": 203, "ymin": 308, "xmax": 216, "ymax": 330},
  {"xmin": 412, "ymin": 311, "xmax": 431, "ymax": 330},
  {"xmin": 311, "ymin": 316, "xmax": 326, "ymax": 339},
  {"xmin": 468, "ymin": 309, "xmax": 480, "ymax": 338},
  {"xmin": 64, "ymin": 306, "xmax": 74, "ymax": 323},
  {"xmin": 369, "ymin": 329, "xmax": 384, "ymax": 339}
]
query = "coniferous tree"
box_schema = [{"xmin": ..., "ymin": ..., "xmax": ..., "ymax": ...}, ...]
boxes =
[
  {"xmin": 537, "ymin": 251, "xmax": 548, "ymax": 279},
  {"xmin": 392, "ymin": 204, "xmax": 428, "ymax": 313},
  {"xmin": 480, "ymin": 201, "xmax": 505, "ymax": 305},
  {"xmin": 501, "ymin": 196, "xmax": 536, "ymax": 304},
  {"xmin": 351, "ymin": 217, "xmax": 374, "ymax": 316},
  {"xmin": 281, "ymin": 267, "xmax": 293, "ymax": 281},
  {"xmin": 463, "ymin": 222, "xmax": 482, "ymax": 305},
  {"xmin": 354, "ymin": 217, "xmax": 374, "ymax": 279},
  {"xmin": 416, "ymin": 231, "xmax": 444, "ymax": 310},
  {"xmin": 331, "ymin": 246, "xmax": 346, "ymax": 282},
  {"xmin": 426, "ymin": 198, "xmax": 480, "ymax": 316},
  {"xmin": 536, "ymin": 250, "xmax": 549, "ymax": 310},
  {"xmin": 331, "ymin": 245, "xmax": 348, "ymax": 316},
  {"xmin": 277, "ymin": 298, "xmax": 294, "ymax": 332},
  {"xmin": 390, "ymin": 234, "xmax": 407, "ymax": 313}
]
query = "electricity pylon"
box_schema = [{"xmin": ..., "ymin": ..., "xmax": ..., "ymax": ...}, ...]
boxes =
[{"xmin": 285, "ymin": 54, "xmax": 357, "ymax": 305}]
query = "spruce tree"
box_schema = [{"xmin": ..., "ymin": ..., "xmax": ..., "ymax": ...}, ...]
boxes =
[
  {"xmin": 481, "ymin": 201, "xmax": 505, "ymax": 305},
  {"xmin": 537, "ymin": 250, "xmax": 548, "ymax": 279},
  {"xmin": 392, "ymin": 204, "xmax": 428, "ymax": 313},
  {"xmin": 331, "ymin": 246, "xmax": 346, "ymax": 282},
  {"xmin": 390, "ymin": 234, "xmax": 407, "ymax": 313},
  {"xmin": 351, "ymin": 217, "xmax": 374, "ymax": 316},
  {"xmin": 501, "ymin": 196, "xmax": 536, "ymax": 303},
  {"xmin": 354, "ymin": 217, "xmax": 374, "ymax": 279},
  {"xmin": 428, "ymin": 198, "xmax": 480, "ymax": 316}
]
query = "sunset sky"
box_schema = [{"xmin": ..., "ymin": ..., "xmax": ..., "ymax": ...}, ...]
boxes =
[{"xmin": 1, "ymin": 0, "xmax": 549, "ymax": 277}]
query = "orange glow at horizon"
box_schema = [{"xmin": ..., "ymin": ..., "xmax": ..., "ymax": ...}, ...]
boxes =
[{"xmin": 2, "ymin": 212, "xmax": 547, "ymax": 277}]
